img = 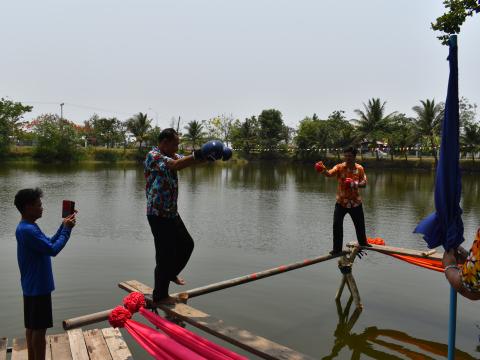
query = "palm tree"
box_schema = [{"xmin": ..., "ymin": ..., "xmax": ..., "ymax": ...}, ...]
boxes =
[
  {"xmin": 461, "ymin": 123, "xmax": 480, "ymax": 162},
  {"xmin": 412, "ymin": 99, "xmax": 443, "ymax": 165},
  {"xmin": 126, "ymin": 112, "xmax": 152, "ymax": 150},
  {"xmin": 354, "ymin": 98, "xmax": 396, "ymax": 160},
  {"xmin": 183, "ymin": 120, "xmax": 205, "ymax": 149}
]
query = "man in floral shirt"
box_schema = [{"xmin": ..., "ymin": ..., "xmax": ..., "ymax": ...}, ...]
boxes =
[
  {"xmin": 145, "ymin": 128, "xmax": 229, "ymax": 304},
  {"xmin": 316, "ymin": 146, "xmax": 371, "ymax": 255}
]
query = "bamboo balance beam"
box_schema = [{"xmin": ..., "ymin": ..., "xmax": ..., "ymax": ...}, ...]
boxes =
[
  {"xmin": 176, "ymin": 251, "xmax": 346, "ymax": 299},
  {"xmin": 63, "ymin": 251, "xmax": 345, "ymax": 330}
]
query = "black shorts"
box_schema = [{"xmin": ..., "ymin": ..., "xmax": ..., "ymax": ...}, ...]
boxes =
[{"xmin": 23, "ymin": 294, "xmax": 53, "ymax": 329}]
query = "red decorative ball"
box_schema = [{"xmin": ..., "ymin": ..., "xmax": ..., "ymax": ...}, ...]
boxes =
[
  {"xmin": 109, "ymin": 306, "xmax": 132, "ymax": 328},
  {"xmin": 123, "ymin": 292, "xmax": 146, "ymax": 313}
]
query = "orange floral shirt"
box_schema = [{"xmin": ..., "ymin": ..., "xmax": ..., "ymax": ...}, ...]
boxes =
[
  {"xmin": 461, "ymin": 229, "xmax": 480, "ymax": 292},
  {"xmin": 328, "ymin": 163, "xmax": 366, "ymax": 208}
]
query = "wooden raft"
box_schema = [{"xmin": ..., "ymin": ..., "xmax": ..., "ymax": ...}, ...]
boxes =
[
  {"xmin": 4, "ymin": 327, "xmax": 132, "ymax": 360},
  {"xmin": 119, "ymin": 280, "xmax": 316, "ymax": 360}
]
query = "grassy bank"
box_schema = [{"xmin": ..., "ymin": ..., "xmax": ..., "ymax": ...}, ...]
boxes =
[{"xmin": 4, "ymin": 146, "xmax": 480, "ymax": 172}]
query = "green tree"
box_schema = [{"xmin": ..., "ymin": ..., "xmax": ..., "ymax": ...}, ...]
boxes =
[
  {"xmin": 147, "ymin": 126, "xmax": 162, "ymax": 148},
  {"xmin": 230, "ymin": 116, "xmax": 259, "ymax": 156},
  {"xmin": 0, "ymin": 98, "xmax": 32, "ymax": 158},
  {"xmin": 94, "ymin": 117, "xmax": 122, "ymax": 148},
  {"xmin": 326, "ymin": 110, "xmax": 356, "ymax": 160},
  {"xmin": 385, "ymin": 114, "xmax": 416, "ymax": 161},
  {"xmin": 432, "ymin": 0, "xmax": 480, "ymax": 44},
  {"xmin": 32, "ymin": 114, "xmax": 81, "ymax": 162},
  {"xmin": 204, "ymin": 114, "xmax": 234, "ymax": 146},
  {"xmin": 258, "ymin": 109, "xmax": 285, "ymax": 152},
  {"xmin": 183, "ymin": 120, "xmax": 206, "ymax": 149},
  {"xmin": 295, "ymin": 115, "xmax": 330, "ymax": 158},
  {"xmin": 461, "ymin": 122, "xmax": 480, "ymax": 162},
  {"xmin": 126, "ymin": 112, "xmax": 152, "ymax": 150},
  {"xmin": 354, "ymin": 98, "xmax": 396, "ymax": 160},
  {"xmin": 412, "ymin": 99, "xmax": 443, "ymax": 164}
]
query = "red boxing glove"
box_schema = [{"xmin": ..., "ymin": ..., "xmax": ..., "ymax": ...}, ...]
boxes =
[
  {"xmin": 315, "ymin": 161, "xmax": 326, "ymax": 173},
  {"xmin": 344, "ymin": 178, "xmax": 358, "ymax": 189}
]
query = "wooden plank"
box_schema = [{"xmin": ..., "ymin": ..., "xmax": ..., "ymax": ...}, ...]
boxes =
[
  {"xmin": 119, "ymin": 280, "xmax": 152, "ymax": 295},
  {"xmin": 102, "ymin": 328, "xmax": 133, "ymax": 360},
  {"xmin": 119, "ymin": 280, "xmax": 315, "ymax": 360},
  {"xmin": 84, "ymin": 329, "xmax": 113, "ymax": 360},
  {"xmin": 45, "ymin": 335, "xmax": 52, "ymax": 360},
  {"xmin": 11, "ymin": 338, "xmax": 28, "ymax": 360},
  {"xmin": 67, "ymin": 329, "xmax": 89, "ymax": 360},
  {"xmin": 0, "ymin": 338, "xmax": 7, "ymax": 360},
  {"xmin": 50, "ymin": 333, "xmax": 72, "ymax": 360},
  {"xmin": 160, "ymin": 303, "xmax": 316, "ymax": 360}
]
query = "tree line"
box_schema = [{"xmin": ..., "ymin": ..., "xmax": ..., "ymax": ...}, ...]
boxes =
[{"xmin": 0, "ymin": 97, "xmax": 478, "ymax": 163}]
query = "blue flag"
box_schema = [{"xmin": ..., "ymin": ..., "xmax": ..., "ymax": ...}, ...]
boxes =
[{"xmin": 414, "ymin": 36, "xmax": 464, "ymax": 251}]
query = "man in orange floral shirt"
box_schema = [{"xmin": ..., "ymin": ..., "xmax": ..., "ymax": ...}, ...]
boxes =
[{"xmin": 316, "ymin": 146, "xmax": 371, "ymax": 255}]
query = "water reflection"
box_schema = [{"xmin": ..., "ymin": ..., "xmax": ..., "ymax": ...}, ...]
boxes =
[{"xmin": 323, "ymin": 296, "xmax": 475, "ymax": 360}]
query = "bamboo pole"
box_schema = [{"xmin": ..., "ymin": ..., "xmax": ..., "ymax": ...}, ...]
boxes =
[
  {"xmin": 178, "ymin": 251, "xmax": 346, "ymax": 299},
  {"xmin": 63, "ymin": 310, "xmax": 111, "ymax": 330},
  {"xmin": 63, "ymin": 251, "xmax": 346, "ymax": 329}
]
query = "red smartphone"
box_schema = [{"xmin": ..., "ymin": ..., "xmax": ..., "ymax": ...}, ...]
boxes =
[{"xmin": 62, "ymin": 200, "xmax": 75, "ymax": 218}]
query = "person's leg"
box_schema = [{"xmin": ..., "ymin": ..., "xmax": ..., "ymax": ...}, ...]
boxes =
[
  {"xmin": 147, "ymin": 216, "xmax": 177, "ymax": 302},
  {"xmin": 349, "ymin": 204, "xmax": 369, "ymax": 246},
  {"xmin": 26, "ymin": 329, "xmax": 34, "ymax": 360},
  {"xmin": 332, "ymin": 203, "xmax": 348, "ymax": 253},
  {"xmin": 171, "ymin": 216, "xmax": 194, "ymax": 283},
  {"xmin": 31, "ymin": 329, "xmax": 47, "ymax": 360}
]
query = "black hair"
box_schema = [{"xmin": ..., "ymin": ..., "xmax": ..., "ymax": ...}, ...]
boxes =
[
  {"xmin": 343, "ymin": 146, "xmax": 358, "ymax": 156},
  {"xmin": 158, "ymin": 128, "xmax": 178, "ymax": 143},
  {"xmin": 14, "ymin": 188, "xmax": 43, "ymax": 214}
]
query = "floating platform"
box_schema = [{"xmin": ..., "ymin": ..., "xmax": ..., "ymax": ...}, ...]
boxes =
[{"xmin": 1, "ymin": 327, "xmax": 132, "ymax": 360}]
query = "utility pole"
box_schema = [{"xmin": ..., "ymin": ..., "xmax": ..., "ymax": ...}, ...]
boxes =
[
  {"xmin": 176, "ymin": 116, "xmax": 181, "ymax": 133},
  {"xmin": 60, "ymin": 103, "xmax": 64, "ymax": 130}
]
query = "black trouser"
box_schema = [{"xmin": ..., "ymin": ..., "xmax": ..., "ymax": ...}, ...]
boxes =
[
  {"xmin": 333, "ymin": 203, "xmax": 368, "ymax": 252},
  {"xmin": 147, "ymin": 215, "xmax": 194, "ymax": 301}
]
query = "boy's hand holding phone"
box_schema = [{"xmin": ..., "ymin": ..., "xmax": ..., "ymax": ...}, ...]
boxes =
[
  {"xmin": 63, "ymin": 213, "xmax": 77, "ymax": 229},
  {"xmin": 62, "ymin": 200, "xmax": 77, "ymax": 228}
]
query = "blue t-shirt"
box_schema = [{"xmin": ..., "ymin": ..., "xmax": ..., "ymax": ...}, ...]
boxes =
[{"xmin": 16, "ymin": 220, "xmax": 71, "ymax": 296}]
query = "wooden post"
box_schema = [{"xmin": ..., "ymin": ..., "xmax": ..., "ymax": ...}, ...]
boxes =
[{"xmin": 336, "ymin": 247, "xmax": 362, "ymax": 309}]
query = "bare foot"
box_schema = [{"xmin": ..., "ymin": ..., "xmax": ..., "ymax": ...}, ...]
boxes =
[
  {"xmin": 153, "ymin": 296, "xmax": 178, "ymax": 306},
  {"xmin": 173, "ymin": 277, "xmax": 186, "ymax": 285}
]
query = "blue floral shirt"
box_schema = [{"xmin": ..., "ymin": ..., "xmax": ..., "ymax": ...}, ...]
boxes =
[{"xmin": 144, "ymin": 147, "xmax": 179, "ymax": 218}]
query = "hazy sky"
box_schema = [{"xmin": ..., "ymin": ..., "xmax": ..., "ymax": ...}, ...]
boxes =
[{"xmin": 1, "ymin": 0, "xmax": 479, "ymax": 128}]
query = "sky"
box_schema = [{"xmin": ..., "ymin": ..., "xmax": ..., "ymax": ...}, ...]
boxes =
[{"xmin": 1, "ymin": 0, "xmax": 479, "ymax": 129}]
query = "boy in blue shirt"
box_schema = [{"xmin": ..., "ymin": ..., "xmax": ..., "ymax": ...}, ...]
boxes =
[{"xmin": 14, "ymin": 188, "xmax": 76, "ymax": 360}]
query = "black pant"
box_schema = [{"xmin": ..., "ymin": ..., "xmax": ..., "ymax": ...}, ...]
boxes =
[
  {"xmin": 147, "ymin": 215, "xmax": 194, "ymax": 301},
  {"xmin": 333, "ymin": 203, "xmax": 368, "ymax": 252}
]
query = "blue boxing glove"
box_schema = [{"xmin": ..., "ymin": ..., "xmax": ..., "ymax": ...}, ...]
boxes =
[
  {"xmin": 222, "ymin": 146, "xmax": 232, "ymax": 161},
  {"xmin": 193, "ymin": 140, "xmax": 224, "ymax": 161}
]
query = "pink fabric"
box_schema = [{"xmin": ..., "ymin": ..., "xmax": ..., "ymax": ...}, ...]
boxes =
[
  {"xmin": 125, "ymin": 319, "xmax": 206, "ymax": 360},
  {"xmin": 140, "ymin": 308, "xmax": 248, "ymax": 360}
]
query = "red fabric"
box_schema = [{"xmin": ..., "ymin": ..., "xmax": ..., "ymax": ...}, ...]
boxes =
[
  {"xmin": 108, "ymin": 306, "xmax": 132, "ymax": 328},
  {"xmin": 108, "ymin": 293, "xmax": 247, "ymax": 360},
  {"xmin": 140, "ymin": 308, "xmax": 248, "ymax": 360},
  {"xmin": 123, "ymin": 292, "xmax": 146, "ymax": 313},
  {"xmin": 367, "ymin": 237, "xmax": 444, "ymax": 272},
  {"xmin": 125, "ymin": 320, "xmax": 204, "ymax": 360}
]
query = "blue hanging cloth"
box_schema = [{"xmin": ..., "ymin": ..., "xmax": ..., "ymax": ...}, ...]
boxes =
[{"xmin": 414, "ymin": 36, "xmax": 464, "ymax": 251}]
